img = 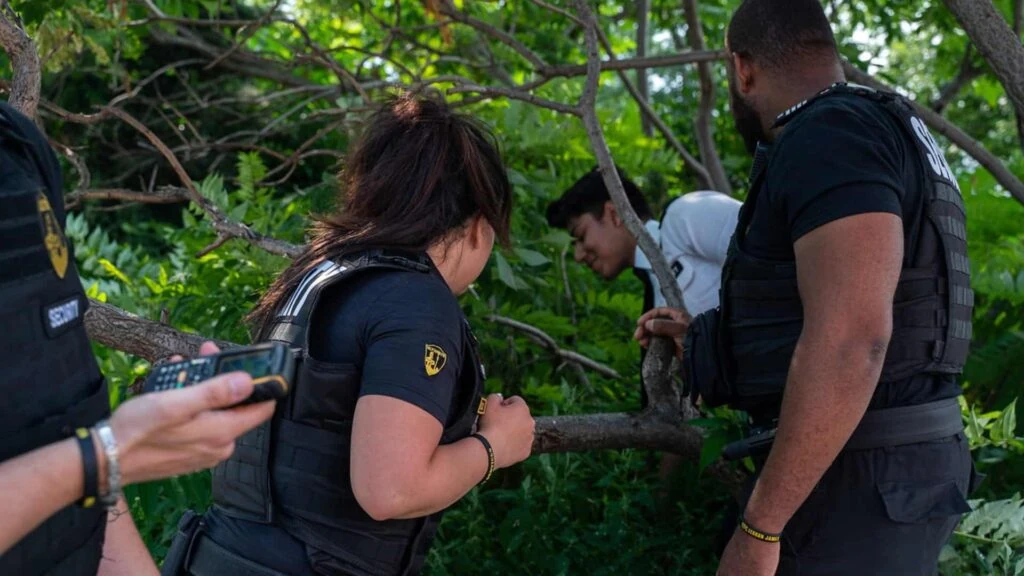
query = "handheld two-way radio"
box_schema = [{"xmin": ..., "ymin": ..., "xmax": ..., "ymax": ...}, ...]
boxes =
[{"xmin": 142, "ymin": 342, "xmax": 295, "ymax": 406}]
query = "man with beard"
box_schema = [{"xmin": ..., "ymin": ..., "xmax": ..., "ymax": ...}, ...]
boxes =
[{"xmin": 637, "ymin": 0, "xmax": 981, "ymax": 574}]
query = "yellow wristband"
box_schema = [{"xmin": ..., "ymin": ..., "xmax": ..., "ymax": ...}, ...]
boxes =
[{"xmin": 738, "ymin": 517, "xmax": 782, "ymax": 543}]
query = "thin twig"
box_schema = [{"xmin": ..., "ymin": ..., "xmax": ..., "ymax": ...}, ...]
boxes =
[{"xmin": 487, "ymin": 315, "xmax": 621, "ymax": 380}]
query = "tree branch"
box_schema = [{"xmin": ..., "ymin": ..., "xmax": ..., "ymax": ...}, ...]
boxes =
[
  {"xmin": 487, "ymin": 315, "xmax": 621, "ymax": 380},
  {"xmin": 67, "ymin": 186, "xmax": 190, "ymax": 208},
  {"xmin": 439, "ymin": 1, "xmax": 548, "ymax": 71},
  {"xmin": 636, "ymin": 0, "xmax": 652, "ymax": 137},
  {"xmin": 593, "ymin": 29, "xmax": 713, "ymax": 191},
  {"xmin": 943, "ymin": 0, "xmax": 1024, "ymax": 116},
  {"xmin": 84, "ymin": 298, "xmax": 739, "ymax": 487},
  {"xmin": 541, "ymin": 50, "xmax": 727, "ymax": 78},
  {"xmin": 575, "ymin": 0, "xmax": 688, "ymax": 414},
  {"xmin": 843, "ymin": 61, "xmax": 1024, "ymax": 206},
  {"xmin": 682, "ymin": 0, "xmax": 732, "ymax": 195},
  {"xmin": 85, "ymin": 300, "xmax": 236, "ymax": 362},
  {"xmin": 0, "ymin": 1, "xmax": 40, "ymax": 118},
  {"xmin": 931, "ymin": 44, "xmax": 982, "ymax": 114},
  {"xmin": 575, "ymin": 1, "xmax": 683, "ymax": 312}
]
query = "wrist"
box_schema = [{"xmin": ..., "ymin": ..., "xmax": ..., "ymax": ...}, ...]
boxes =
[
  {"xmin": 744, "ymin": 484, "xmax": 789, "ymax": 534},
  {"xmin": 92, "ymin": 433, "xmax": 109, "ymax": 497},
  {"xmin": 469, "ymin": 433, "xmax": 496, "ymax": 484}
]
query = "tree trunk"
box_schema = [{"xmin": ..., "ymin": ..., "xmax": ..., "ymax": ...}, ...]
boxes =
[{"xmin": 943, "ymin": 0, "xmax": 1024, "ymax": 116}]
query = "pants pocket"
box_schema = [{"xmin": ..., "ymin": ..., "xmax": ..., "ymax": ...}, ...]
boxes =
[{"xmin": 877, "ymin": 480, "xmax": 972, "ymax": 524}]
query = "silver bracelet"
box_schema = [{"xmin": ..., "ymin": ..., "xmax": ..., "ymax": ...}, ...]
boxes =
[{"xmin": 94, "ymin": 420, "xmax": 122, "ymax": 508}]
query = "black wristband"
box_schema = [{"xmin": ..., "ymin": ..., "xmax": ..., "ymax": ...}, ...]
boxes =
[
  {"xmin": 470, "ymin": 433, "xmax": 495, "ymax": 485},
  {"xmin": 74, "ymin": 427, "xmax": 99, "ymax": 509},
  {"xmin": 738, "ymin": 515, "xmax": 782, "ymax": 543}
]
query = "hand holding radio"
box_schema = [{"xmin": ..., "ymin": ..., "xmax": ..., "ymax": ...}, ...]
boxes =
[{"xmin": 108, "ymin": 342, "xmax": 277, "ymax": 487}]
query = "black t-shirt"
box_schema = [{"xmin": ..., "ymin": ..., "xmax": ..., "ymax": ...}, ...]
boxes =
[
  {"xmin": 204, "ymin": 263, "xmax": 467, "ymax": 573},
  {"xmin": 310, "ymin": 265, "xmax": 465, "ymax": 425},
  {"xmin": 746, "ymin": 91, "xmax": 960, "ymax": 409}
]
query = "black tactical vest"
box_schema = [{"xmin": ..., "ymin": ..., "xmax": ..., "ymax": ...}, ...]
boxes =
[
  {"xmin": 718, "ymin": 84, "xmax": 973, "ymax": 413},
  {"xmin": 0, "ymin": 103, "xmax": 110, "ymax": 574},
  {"xmin": 211, "ymin": 249, "xmax": 485, "ymax": 576}
]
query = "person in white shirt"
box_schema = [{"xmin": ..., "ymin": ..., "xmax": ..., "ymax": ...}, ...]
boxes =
[
  {"xmin": 547, "ymin": 165, "xmax": 740, "ymax": 486},
  {"xmin": 546, "ymin": 165, "xmax": 741, "ymax": 405}
]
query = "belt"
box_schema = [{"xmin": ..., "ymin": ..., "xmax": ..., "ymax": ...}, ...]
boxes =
[
  {"xmin": 845, "ymin": 397, "xmax": 963, "ymax": 450},
  {"xmin": 723, "ymin": 397, "xmax": 964, "ymax": 461},
  {"xmin": 187, "ymin": 534, "xmax": 290, "ymax": 576}
]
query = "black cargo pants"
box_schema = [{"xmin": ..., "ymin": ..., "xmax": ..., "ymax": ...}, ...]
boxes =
[{"xmin": 738, "ymin": 432, "xmax": 980, "ymax": 576}]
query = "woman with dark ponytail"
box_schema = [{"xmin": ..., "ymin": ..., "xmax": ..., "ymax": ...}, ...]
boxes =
[{"xmin": 165, "ymin": 94, "xmax": 535, "ymax": 576}]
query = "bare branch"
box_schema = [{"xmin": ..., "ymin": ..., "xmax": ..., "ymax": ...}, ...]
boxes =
[
  {"xmin": 682, "ymin": 0, "xmax": 732, "ymax": 195},
  {"xmin": 593, "ymin": 29, "xmax": 712, "ymax": 189},
  {"xmin": 448, "ymin": 84, "xmax": 579, "ymax": 116},
  {"xmin": 439, "ymin": 1, "xmax": 548, "ymax": 70},
  {"xmin": 0, "ymin": 1, "xmax": 40, "ymax": 118},
  {"xmin": 67, "ymin": 186, "xmax": 190, "ymax": 208},
  {"xmin": 843, "ymin": 62, "xmax": 1024, "ymax": 206},
  {"xmin": 487, "ymin": 315, "xmax": 621, "ymax": 380},
  {"xmin": 542, "ymin": 50, "xmax": 727, "ymax": 78},
  {"xmin": 943, "ymin": 0, "xmax": 1024, "ymax": 116},
  {"xmin": 575, "ymin": 1, "xmax": 684, "ymax": 312},
  {"xmin": 931, "ymin": 45, "xmax": 982, "ymax": 114},
  {"xmin": 637, "ymin": 0, "xmax": 652, "ymax": 137}
]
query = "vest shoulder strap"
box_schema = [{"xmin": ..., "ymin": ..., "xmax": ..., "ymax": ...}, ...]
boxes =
[{"xmin": 265, "ymin": 249, "xmax": 433, "ymax": 348}]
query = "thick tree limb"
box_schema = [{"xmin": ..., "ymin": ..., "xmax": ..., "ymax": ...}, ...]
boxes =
[
  {"xmin": 487, "ymin": 315, "xmax": 621, "ymax": 380},
  {"xmin": 844, "ymin": 62, "xmax": 1024, "ymax": 206},
  {"xmin": 682, "ymin": 0, "xmax": 732, "ymax": 195},
  {"xmin": 0, "ymin": 1, "xmax": 40, "ymax": 118},
  {"xmin": 943, "ymin": 0, "xmax": 1024, "ymax": 116},
  {"xmin": 84, "ymin": 298, "xmax": 739, "ymax": 487},
  {"xmin": 575, "ymin": 0, "xmax": 689, "ymax": 419},
  {"xmin": 85, "ymin": 300, "xmax": 236, "ymax": 362}
]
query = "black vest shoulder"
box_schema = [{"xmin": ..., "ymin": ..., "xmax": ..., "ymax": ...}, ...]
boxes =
[
  {"xmin": 718, "ymin": 84, "xmax": 973, "ymax": 413},
  {"xmin": 0, "ymin": 102, "xmax": 110, "ymax": 576},
  {"xmin": 211, "ymin": 249, "xmax": 485, "ymax": 576}
]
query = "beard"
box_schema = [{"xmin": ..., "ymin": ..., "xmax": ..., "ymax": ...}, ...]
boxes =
[{"xmin": 728, "ymin": 79, "xmax": 767, "ymax": 157}]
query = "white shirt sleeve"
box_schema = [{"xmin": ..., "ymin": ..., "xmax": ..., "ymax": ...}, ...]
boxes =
[{"xmin": 659, "ymin": 191, "xmax": 742, "ymax": 315}]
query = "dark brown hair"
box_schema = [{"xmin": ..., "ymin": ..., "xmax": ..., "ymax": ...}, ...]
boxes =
[{"xmin": 247, "ymin": 93, "xmax": 513, "ymax": 337}]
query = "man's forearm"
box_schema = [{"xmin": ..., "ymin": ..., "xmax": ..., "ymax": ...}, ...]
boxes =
[
  {"xmin": 742, "ymin": 333, "xmax": 887, "ymax": 533},
  {"xmin": 0, "ymin": 438, "xmax": 83, "ymax": 553}
]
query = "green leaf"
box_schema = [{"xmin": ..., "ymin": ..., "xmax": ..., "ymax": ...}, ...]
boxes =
[
  {"xmin": 1000, "ymin": 400, "xmax": 1018, "ymax": 445},
  {"xmin": 495, "ymin": 252, "xmax": 527, "ymax": 290},
  {"xmin": 143, "ymin": 276, "xmax": 164, "ymax": 295},
  {"xmin": 197, "ymin": 173, "xmax": 224, "ymax": 202},
  {"xmin": 539, "ymin": 230, "xmax": 573, "ymax": 247},
  {"xmin": 98, "ymin": 258, "xmax": 131, "ymax": 285},
  {"xmin": 698, "ymin": 428, "xmax": 728, "ymax": 474},
  {"xmin": 514, "ymin": 248, "xmax": 550, "ymax": 266}
]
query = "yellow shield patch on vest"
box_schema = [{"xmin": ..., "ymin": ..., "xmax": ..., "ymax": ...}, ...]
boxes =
[
  {"xmin": 424, "ymin": 344, "xmax": 447, "ymax": 377},
  {"xmin": 37, "ymin": 192, "xmax": 68, "ymax": 279}
]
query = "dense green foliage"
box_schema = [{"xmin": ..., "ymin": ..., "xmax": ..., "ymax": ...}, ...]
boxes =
[{"xmin": 5, "ymin": 0, "xmax": 1024, "ymax": 573}]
